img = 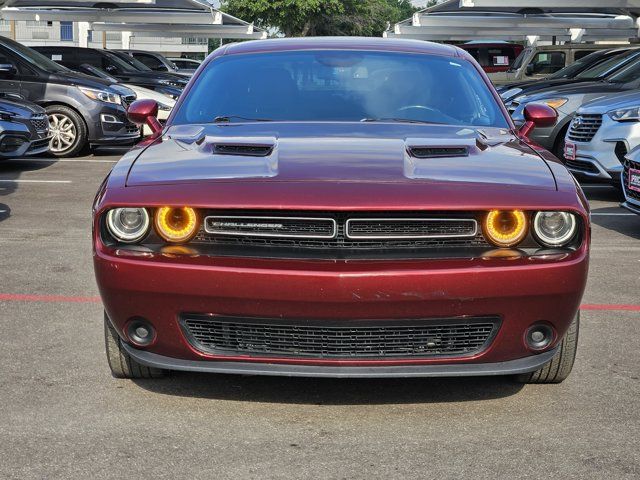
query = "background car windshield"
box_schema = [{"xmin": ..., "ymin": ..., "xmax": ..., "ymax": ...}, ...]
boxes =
[
  {"xmin": 114, "ymin": 52, "xmax": 153, "ymax": 72},
  {"xmin": 510, "ymin": 48, "xmax": 531, "ymax": 71},
  {"xmin": 547, "ymin": 51, "xmax": 603, "ymax": 79},
  {"xmin": 606, "ymin": 56, "xmax": 640, "ymax": 83},
  {"xmin": 2, "ymin": 41, "xmax": 69, "ymax": 73},
  {"xmin": 174, "ymin": 51, "xmax": 508, "ymax": 127},
  {"xmin": 576, "ymin": 51, "xmax": 638, "ymax": 80},
  {"xmin": 102, "ymin": 51, "xmax": 140, "ymax": 73}
]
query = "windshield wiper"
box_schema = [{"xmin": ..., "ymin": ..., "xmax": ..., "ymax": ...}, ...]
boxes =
[
  {"xmin": 360, "ymin": 117, "xmax": 443, "ymax": 125},
  {"xmin": 212, "ymin": 115, "xmax": 273, "ymax": 124}
]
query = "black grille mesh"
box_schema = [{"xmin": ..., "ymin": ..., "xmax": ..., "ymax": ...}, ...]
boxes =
[
  {"xmin": 193, "ymin": 211, "xmax": 488, "ymax": 254},
  {"xmin": 30, "ymin": 115, "xmax": 48, "ymax": 132},
  {"xmin": 181, "ymin": 316, "xmax": 499, "ymax": 359},
  {"xmin": 568, "ymin": 114, "xmax": 602, "ymax": 142},
  {"xmin": 565, "ymin": 158, "xmax": 599, "ymax": 174}
]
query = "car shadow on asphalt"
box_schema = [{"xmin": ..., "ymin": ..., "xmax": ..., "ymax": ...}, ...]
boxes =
[{"xmin": 131, "ymin": 373, "xmax": 524, "ymax": 404}]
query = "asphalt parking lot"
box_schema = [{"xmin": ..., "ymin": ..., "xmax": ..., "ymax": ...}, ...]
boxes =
[{"xmin": 1, "ymin": 152, "xmax": 639, "ymax": 480}]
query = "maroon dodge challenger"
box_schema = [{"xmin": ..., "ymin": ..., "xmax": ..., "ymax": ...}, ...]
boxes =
[{"xmin": 93, "ymin": 38, "xmax": 589, "ymax": 383}]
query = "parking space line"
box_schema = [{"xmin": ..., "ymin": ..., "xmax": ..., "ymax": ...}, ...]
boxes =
[
  {"xmin": 0, "ymin": 179, "xmax": 72, "ymax": 184},
  {"xmin": 591, "ymin": 213, "xmax": 637, "ymax": 216},
  {"xmin": 0, "ymin": 293, "xmax": 100, "ymax": 303}
]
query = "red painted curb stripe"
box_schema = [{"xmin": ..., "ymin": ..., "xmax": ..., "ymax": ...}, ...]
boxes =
[
  {"xmin": 0, "ymin": 293, "xmax": 639, "ymax": 312},
  {"xmin": 0, "ymin": 293, "xmax": 101, "ymax": 304},
  {"xmin": 580, "ymin": 304, "xmax": 640, "ymax": 312}
]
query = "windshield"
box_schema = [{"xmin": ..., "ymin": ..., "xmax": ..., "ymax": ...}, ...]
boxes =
[
  {"xmin": 102, "ymin": 51, "xmax": 140, "ymax": 73},
  {"xmin": 2, "ymin": 40, "xmax": 69, "ymax": 73},
  {"xmin": 607, "ymin": 56, "xmax": 640, "ymax": 84},
  {"xmin": 111, "ymin": 51, "xmax": 153, "ymax": 72},
  {"xmin": 173, "ymin": 51, "xmax": 508, "ymax": 128},
  {"xmin": 510, "ymin": 48, "xmax": 531, "ymax": 71},
  {"xmin": 547, "ymin": 51, "xmax": 605, "ymax": 79},
  {"xmin": 576, "ymin": 50, "xmax": 639, "ymax": 80}
]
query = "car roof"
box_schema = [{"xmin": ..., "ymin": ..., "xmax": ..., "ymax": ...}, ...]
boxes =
[{"xmin": 223, "ymin": 37, "xmax": 460, "ymax": 58}]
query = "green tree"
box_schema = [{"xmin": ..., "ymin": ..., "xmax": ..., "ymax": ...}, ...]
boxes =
[{"xmin": 222, "ymin": 0, "xmax": 419, "ymax": 37}]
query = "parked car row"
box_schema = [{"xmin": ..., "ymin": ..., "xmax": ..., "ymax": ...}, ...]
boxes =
[
  {"xmin": 495, "ymin": 43, "xmax": 640, "ymax": 217},
  {"xmin": 0, "ymin": 36, "xmax": 192, "ymax": 158}
]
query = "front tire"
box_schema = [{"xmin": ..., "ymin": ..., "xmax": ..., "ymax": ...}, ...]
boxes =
[
  {"xmin": 45, "ymin": 105, "xmax": 88, "ymax": 158},
  {"xmin": 515, "ymin": 313, "xmax": 579, "ymax": 384},
  {"xmin": 104, "ymin": 312, "xmax": 165, "ymax": 379}
]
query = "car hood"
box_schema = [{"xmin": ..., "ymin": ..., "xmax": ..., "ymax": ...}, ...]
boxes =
[
  {"xmin": 127, "ymin": 123, "xmax": 556, "ymax": 191},
  {"xmin": 578, "ymin": 89, "xmax": 640, "ymax": 114},
  {"xmin": 520, "ymin": 80, "xmax": 626, "ymax": 102},
  {"xmin": 49, "ymin": 71, "xmax": 117, "ymax": 89},
  {"xmin": 0, "ymin": 96, "xmax": 45, "ymax": 117}
]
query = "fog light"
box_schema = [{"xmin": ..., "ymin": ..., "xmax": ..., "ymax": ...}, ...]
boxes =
[
  {"xmin": 126, "ymin": 318, "xmax": 156, "ymax": 347},
  {"xmin": 525, "ymin": 324, "xmax": 554, "ymax": 351}
]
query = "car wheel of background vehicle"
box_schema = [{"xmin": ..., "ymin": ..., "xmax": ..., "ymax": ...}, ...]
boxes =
[
  {"xmin": 553, "ymin": 124, "xmax": 570, "ymax": 160},
  {"xmin": 45, "ymin": 105, "xmax": 88, "ymax": 158},
  {"xmin": 104, "ymin": 312, "xmax": 165, "ymax": 379},
  {"xmin": 515, "ymin": 312, "xmax": 579, "ymax": 384}
]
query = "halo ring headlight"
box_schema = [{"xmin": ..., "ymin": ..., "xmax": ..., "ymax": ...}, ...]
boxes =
[
  {"xmin": 483, "ymin": 210, "xmax": 528, "ymax": 247},
  {"xmin": 154, "ymin": 206, "xmax": 199, "ymax": 243},
  {"xmin": 533, "ymin": 211, "xmax": 577, "ymax": 247},
  {"xmin": 106, "ymin": 208, "xmax": 150, "ymax": 243}
]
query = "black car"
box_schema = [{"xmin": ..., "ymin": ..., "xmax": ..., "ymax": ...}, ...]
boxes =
[
  {"xmin": 0, "ymin": 96, "xmax": 50, "ymax": 158},
  {"xmin": 499, "ymin": 47, "xmax": 640, "ymax": 103},
  {"xmin": 117, "ymin": 49, "xmax": 191, "ymax": 78},
  {"xmin": 0, "ymin": 37, "xmax": 139, "ymax": 157},
  {"xmin": 33, "ymin": 46, "xmax": 186, "ymax": 100}
]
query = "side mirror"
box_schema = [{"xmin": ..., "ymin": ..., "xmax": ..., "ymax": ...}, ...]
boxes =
[
  {"xmin": 525, "ymin": 63, "xmax": 535, "ymax": 76},
  {"xmin": 518, "ymin": 103, "xmax": 557, "ymax": 140},
  {"xmin": 127, "ymin": 99, "xmax": 162, "ymax": 135},
  {"xmin": 0, "ymin": 63, "xmax": 17, "ymax": 76}
]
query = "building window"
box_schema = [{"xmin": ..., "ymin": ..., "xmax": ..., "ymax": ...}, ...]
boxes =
[
  {"xmin": 181, "ymin": 37, "xmax": 207, "ymax": 45},
  {"xmin": 60, "ymin": 21, "xmax": 73, "ymax": 41},
  {"xmin": 26, "ymin": 21, "xmax": 48, "ymax": 27}
]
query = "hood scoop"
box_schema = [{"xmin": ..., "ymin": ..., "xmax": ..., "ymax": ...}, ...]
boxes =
[
  {"xmin": 213, "ymin": 143, "xmax": 275, "ymax": 157},
  {"xmin": 407, "ymin": 146, "xmax": 469, "ymax": 159}
]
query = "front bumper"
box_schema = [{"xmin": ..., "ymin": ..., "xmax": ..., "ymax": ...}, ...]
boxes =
[
  {"xmin": 564, "ymin": 117, "xmax": 636, "ymax": 183},
  {"xmin": 123, "ymin": 342, "xmax": 559, "ymax": 378},
  {"xmin": 95, "ymin": 243, "xmax": 589, "ymax": 373},
  {"xmin": 87, "ymin": 104, "xmax": 140, "ymax": 146}
]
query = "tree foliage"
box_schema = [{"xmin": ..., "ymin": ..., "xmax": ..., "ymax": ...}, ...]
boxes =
[{"xmin": 222, "ymin": 0, "xmax": 419, "ymax": 37}]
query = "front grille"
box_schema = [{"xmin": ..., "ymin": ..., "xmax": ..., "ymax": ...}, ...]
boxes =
[
  {"xmin": 568, "ymin": 114, "xmax": 602, "ymax": 142},
  {"xmin": 30, "ymin": 114, "xmax": 48, "ymax": 133},
  {"xmin": 623, "ymin": 158, "xmax": 640, "ymax": 201},
  {"xmin": 192, "ymin": 211, "xmax": 490, "ymax": 258},
  {"xmin": 125, "ymin": 122, "xmax": 139, "ymax": 134},
  {"xmin": 181, "ymin": 315, "xmax": 500, "ymax": 359},
  {"xmin": 122, "ymin": 95, "xmax": 136, "ymax": 110},
  {"xmin": 565, "ymin": 158, "xmax": 600, "ymax": 174}
]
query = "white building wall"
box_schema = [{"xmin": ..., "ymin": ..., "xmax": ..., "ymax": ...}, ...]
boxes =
[{"xmin": 0, "ymin": 20, "xmax": 208, "ymax": 58}]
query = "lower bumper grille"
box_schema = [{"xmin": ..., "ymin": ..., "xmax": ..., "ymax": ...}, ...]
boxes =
[
  {"xmin": 565, "ymin": 158, "xmax": 599, "ymax": 175},
  {"xmin": 181, "ymin": 315, "xmax": 500, "ymax": 359}
]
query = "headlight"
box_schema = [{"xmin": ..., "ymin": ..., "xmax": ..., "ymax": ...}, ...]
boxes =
[
  {"xmin": 154, "ymin": 207, "xmax": 199, "ymax": 243},
  {"xmin": 608, "ymin": 106, "xmax": 640, "ymax": 122},
  {"xmin": 483, "ymin": 210, "xmax": 528, "ymax": 247},
  {"xmin": 532, "ymin": 211, "xmax": 577, "ymax": 247},
  {"xmin": 78, "ymin": 86, "xmax": 121, "ymax": 105},
  {"xmin": 541, "ymin": 98, "xmax": 568, "ymax": 110},
  {"xmin": 106, "ymin": 208, "xmax": 150, "ymax": 243}
]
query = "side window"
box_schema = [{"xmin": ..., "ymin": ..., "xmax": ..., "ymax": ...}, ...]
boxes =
[
  {"xmin": 0, "ymin": 48, "xmax": 32, "ymax": 75},
  {"xmin": 529, "ymin": 51, "xmax": 566, "ymax": 75},
  {"xmin": 133, "ymin": 53, "xmax": 165, "ymax": 71}
]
